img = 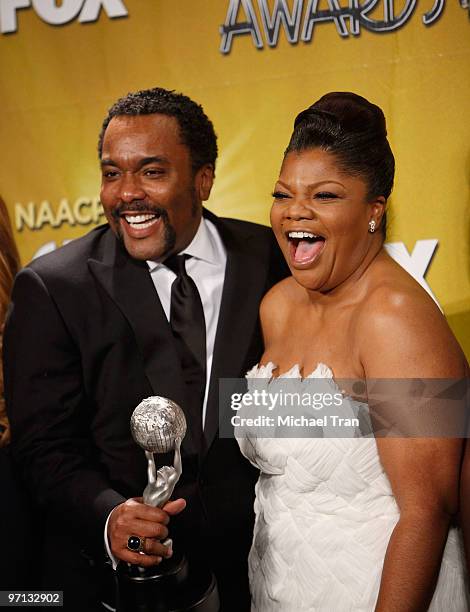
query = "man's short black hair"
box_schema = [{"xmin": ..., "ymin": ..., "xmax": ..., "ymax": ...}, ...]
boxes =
[{"xmin": 98, "ymin": 87, "xmax": 218, "ymax": 172}]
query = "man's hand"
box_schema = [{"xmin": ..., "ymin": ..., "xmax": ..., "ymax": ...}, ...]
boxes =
[{"xmin": 107, "ymin": 497, "xmax": 186, "ymax": 566}]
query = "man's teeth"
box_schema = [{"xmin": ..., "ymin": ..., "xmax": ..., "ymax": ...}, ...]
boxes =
[
  {"xmin": 288, "ymin": 231, "xmax": 320, "ymax": 239},
  {"xmin": 124, "ymin": 214, "xmax": 158, "ymax": 229}
]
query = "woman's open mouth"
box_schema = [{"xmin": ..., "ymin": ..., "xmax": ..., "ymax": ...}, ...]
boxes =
[{"xmin": 287, "ymin": 230, "xmax": 326, "ymax": 265}]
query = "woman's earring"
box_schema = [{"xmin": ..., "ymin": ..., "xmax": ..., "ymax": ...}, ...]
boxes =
[{"xmin": 368, "ymin": 220, "xmax": 376, "ymax": 234}]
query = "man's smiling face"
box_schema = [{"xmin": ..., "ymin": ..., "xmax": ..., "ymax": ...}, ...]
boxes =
[{"xmin": 100, "ymin": 113, "xmax": 213, "ymax": 262}]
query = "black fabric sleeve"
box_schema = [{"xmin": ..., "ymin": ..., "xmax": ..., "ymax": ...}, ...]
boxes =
[{"xmin": 3, "ymin": 267, "xmax": 124, "ymax": 544}]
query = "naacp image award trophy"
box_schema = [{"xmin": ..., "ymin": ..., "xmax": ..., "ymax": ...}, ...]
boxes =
[{"xmin": 117, "ymin": 396, "xmax": 219, "ymax": 612}]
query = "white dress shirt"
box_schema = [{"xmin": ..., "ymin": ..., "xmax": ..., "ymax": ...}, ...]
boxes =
[
  {"xmin": 146, "ymin": 216, "xmax": 227, "ymax": 427},
  {"xmin": 104, "ymin": 216, "xmax": 227, "ymax": 570}
]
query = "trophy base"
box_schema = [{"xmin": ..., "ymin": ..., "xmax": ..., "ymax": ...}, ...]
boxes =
[{"xmin": 116, "ymin": 552, "xmax": 219, "ymax": 612}]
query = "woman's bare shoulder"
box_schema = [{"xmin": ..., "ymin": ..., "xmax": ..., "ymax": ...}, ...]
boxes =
[
  {"xmin": 357, "ymin": 259, "xmax": 466, "ymax": 377},
  {"xmin": 261, "ymin": 277, "xmax": 301, "ymax": 313},
  {"xmin": 260, "ymin": 277, "xmax": 301, "ymax": 335}
]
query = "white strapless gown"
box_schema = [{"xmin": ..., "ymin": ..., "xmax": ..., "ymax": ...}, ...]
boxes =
[{"xmin": 236, "ymin": 363, "xmax": 469, "ymax": 611}]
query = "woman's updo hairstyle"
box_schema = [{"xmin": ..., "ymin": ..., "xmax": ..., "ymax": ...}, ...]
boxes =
[{"xmin": 286, "ymin": 92, "xmax": 395, "ymax": 238}]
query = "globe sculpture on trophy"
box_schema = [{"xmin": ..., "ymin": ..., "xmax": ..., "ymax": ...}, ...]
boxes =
[{"xmin": 116, "ymin": 396, "xmax": 219, "ymax": 612}]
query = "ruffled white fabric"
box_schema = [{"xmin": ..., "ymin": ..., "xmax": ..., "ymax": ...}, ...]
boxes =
[{"xmin": 237, "ymin": 363, "xmax": 469, "ymax": 611}]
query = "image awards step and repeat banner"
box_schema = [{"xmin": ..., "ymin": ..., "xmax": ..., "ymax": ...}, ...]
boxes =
[{"xmin": 0, "ymin": 0, "xmax": 469, "ymax": 355}]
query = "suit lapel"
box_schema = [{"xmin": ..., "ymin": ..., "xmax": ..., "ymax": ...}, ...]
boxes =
[
  {"xmin": 203, "ymin": 215, "xmax": 270, "ymax": 450},
  {"xmin": 87, "ymin": 231, "xmax": 200, "ymax": 456}
]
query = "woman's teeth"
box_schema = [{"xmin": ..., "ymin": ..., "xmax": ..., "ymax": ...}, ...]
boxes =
[{"xmin": 288, "ymin": 231, "xmax": 319, "ymax": 240}]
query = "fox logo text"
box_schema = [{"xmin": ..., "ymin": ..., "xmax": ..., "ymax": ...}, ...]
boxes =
[{"xmin": 1, "ymin": 0, "xmax": 128, "ymax": 34}]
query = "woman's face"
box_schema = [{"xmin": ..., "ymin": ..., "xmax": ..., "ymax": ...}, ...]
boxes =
[{"xmin": 270, "ymin": 148, "xmax": 384, "ymax": 293}]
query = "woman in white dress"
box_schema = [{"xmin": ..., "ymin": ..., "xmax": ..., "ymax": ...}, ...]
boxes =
[{"xmin": 237, "ymin": 92, "xmax": 469, "ymax": 611}]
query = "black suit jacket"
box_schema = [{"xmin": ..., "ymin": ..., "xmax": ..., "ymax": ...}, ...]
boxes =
[{"xmin": 4, "ymin": 211, "xmax": 288, "ymax": 610}]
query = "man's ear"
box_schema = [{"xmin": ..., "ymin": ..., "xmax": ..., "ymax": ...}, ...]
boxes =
[{"xmin": 195, "ymin": 164, "xmax": 215, "ymax": 202}]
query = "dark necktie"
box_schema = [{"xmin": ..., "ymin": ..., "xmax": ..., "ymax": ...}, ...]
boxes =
[{"xmin": 165, "ymin": 254, "xmax": 207, "ymax": 439}]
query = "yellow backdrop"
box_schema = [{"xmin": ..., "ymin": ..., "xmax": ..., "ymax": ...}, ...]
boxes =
[{"xmin": 0, "ymin": 0, "xmax": 469, "ymax": 355}]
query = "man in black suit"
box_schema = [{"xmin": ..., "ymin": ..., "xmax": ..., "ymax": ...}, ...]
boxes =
[{"xmin": 4, "ymin": 88, "xmax": 287, "ymax": 610}]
